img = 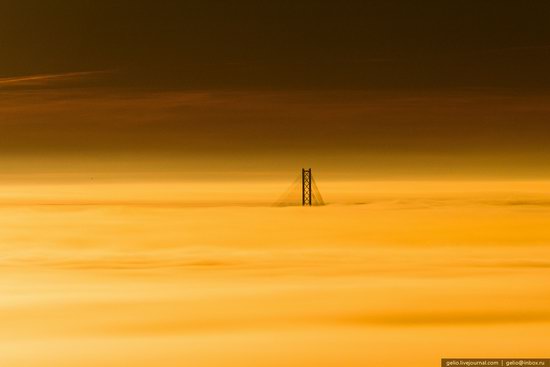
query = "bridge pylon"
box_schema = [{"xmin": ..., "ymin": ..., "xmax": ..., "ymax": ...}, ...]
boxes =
[
  {"xmin": 302, "ymin": 168, "xmax": 312, "ymax": 206},
  {"xmin": 273, "ymin": 168, "xmax": 324, "ymax": 207}
]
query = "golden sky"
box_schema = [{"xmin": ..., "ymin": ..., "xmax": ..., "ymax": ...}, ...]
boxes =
[
  {"xmin": 2, "ymin": 86, "xmax": 550, "ymax": 180},
  {"xmin": 2, "ymin": 1, "xmax": 550, "ymax": 181},
  {"xmin": 2, "ymin": 4, "xmax": 550, "ymax": 365}
]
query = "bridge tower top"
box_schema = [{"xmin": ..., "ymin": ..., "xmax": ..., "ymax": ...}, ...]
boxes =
[
  {"xmin": 273, "ymin": 168, "xmax": 324, "ymax": 207},
  {"xmin": 302, "ymin": 168, "xmax": 312, "ymax": 206}
]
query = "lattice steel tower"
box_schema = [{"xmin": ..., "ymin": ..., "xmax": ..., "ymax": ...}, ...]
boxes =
[
  {"xmin": 302, "ymin": 168, "xmax": 312, "ymax": 206},
  {"xmin": 273, "ymin": 168, "xmax": 324, "ymax": 207}
]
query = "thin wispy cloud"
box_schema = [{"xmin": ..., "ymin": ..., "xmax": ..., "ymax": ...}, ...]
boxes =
[{"xmin": 0, "ymin": 70, "xmax": 108, "ymax": 87}]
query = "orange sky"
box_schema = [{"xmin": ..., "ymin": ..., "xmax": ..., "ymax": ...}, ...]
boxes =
[
  {"xmin": 2, "ymin": 2, "xmax": 550, "ymax": 181},
  {"xmin": 2, "ymin": 86, "xmax": 550, "ymax": 181},
  {"xmin": 2, "ymin": 3, "xmax": 550, "ymax": 367}
]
